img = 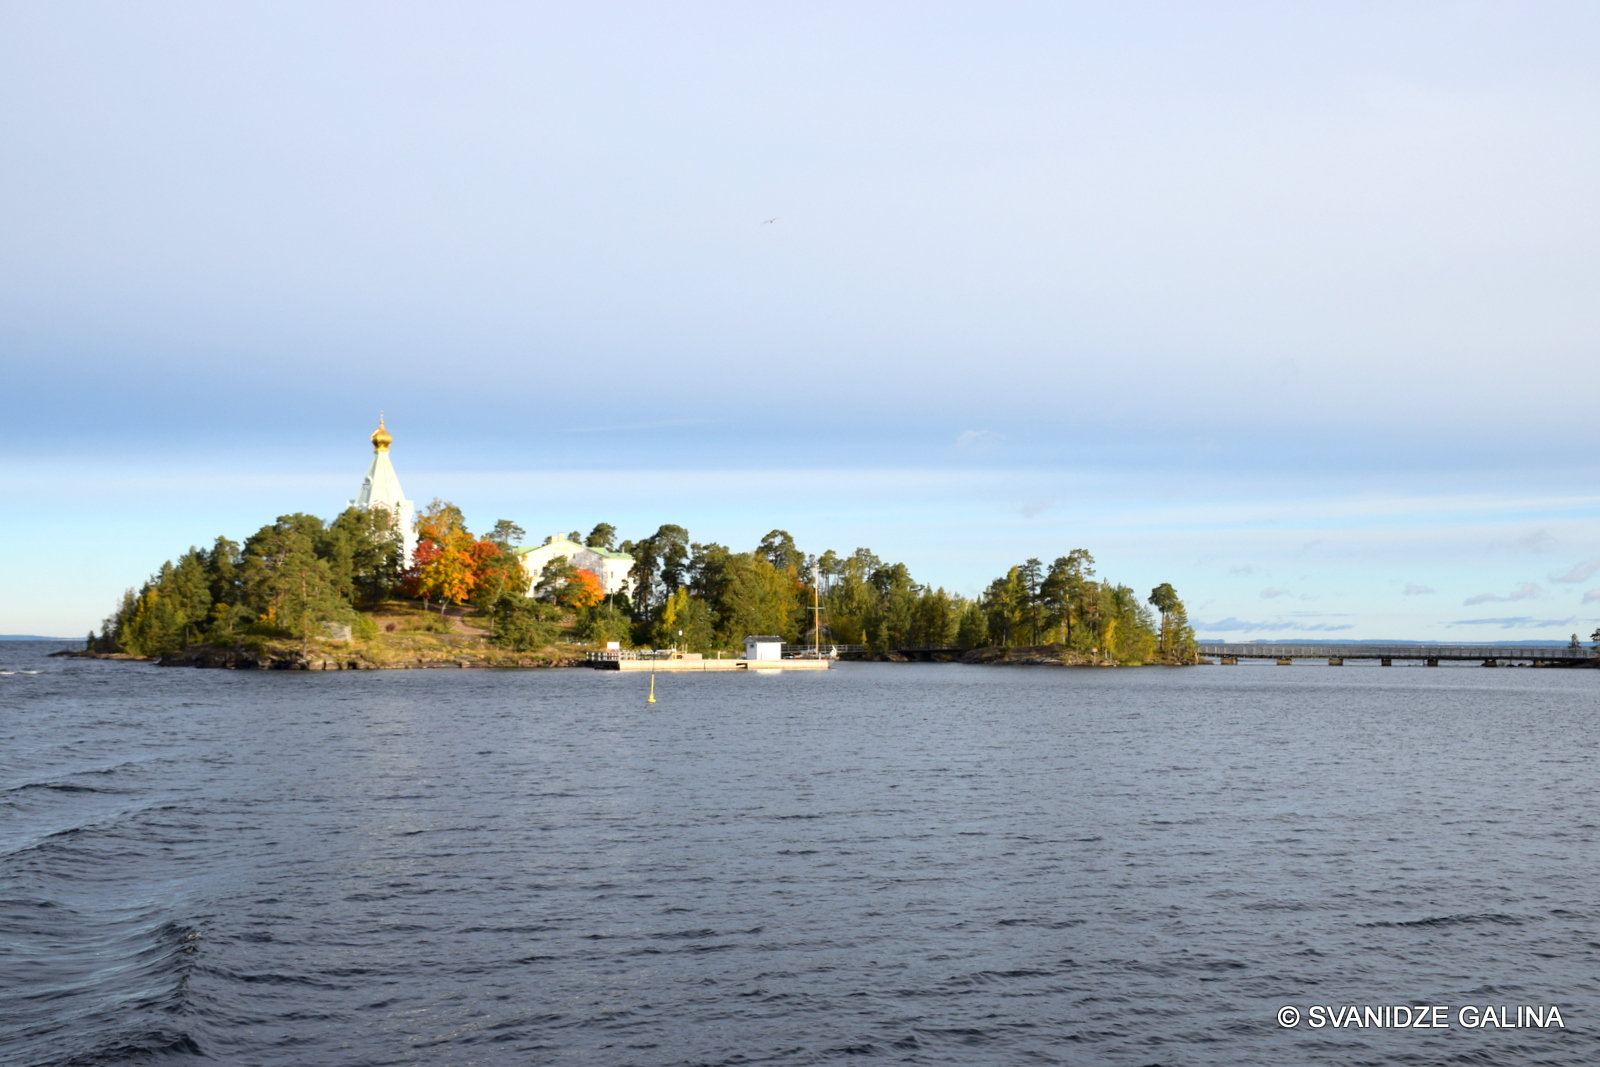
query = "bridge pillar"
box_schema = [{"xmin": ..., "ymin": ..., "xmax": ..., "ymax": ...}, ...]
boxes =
[
  {"xmin": 1380, "ymin": 658, "xmax": 1392, "ymax": 666},
  {"xmin": 1328, "ymin": 657, "xmax": 1343, "ymax": 666},
  {"xmin": 1426, "ymin": 657, "xmax": 1439, "ymax": 667},
  {"xmin": 1276, "ymin": 658, "xmax": 1293, "ymax": 666}
]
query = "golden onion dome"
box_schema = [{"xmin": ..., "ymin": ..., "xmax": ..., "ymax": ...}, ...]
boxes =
[{"xmin": 370, "ymin": 414, "xmax": 392, "ymax": 452}]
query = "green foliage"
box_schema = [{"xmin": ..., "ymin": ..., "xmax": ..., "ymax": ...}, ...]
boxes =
[
  {"xmin": 98, "ymin": 505, "xmax": 1194, "ymax": 668},
  {"xmin": 488, "ymin": 519, "xmax": 526, "ymax": 549},
  {"xmin": 490, "ymin": 597, "xmax": 562, "ymax": 651},
  {"xmin": 627, "ymin": 524, "xmax": 690, "ymax": 618},
  {"xmin": 533, "ymin": 555, "xmax": 577, "ymax": 600},
  {"xmin": 401, "ymin": 612, "xmax": 455, "ymax": 633},
  {"xmin": 99, "ymin": 509, "xmax": 401, "ymax": 655},
  {"xmin": 652, "ymin": 587, "xmax": 716, "ymax": 651},
  {"xmin": 323, "ymin": 506, "xmax": 405, "ymax": 605},
  {"xmin": 580, "ymin": 601, "xmax": 633, "ymax": 645},
  {"xmin": 1147, "ymin": 583, "xmax": 1196, "ymax": 662},
  {"xmin": 956, "ymin": 601, "xmax": 989, "ymax": 649},
  {"xmin": 241, "ymin": 516, "xmax": 354, "ymax": 647}
]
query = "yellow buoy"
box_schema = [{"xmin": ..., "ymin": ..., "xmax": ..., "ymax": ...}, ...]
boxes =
[{"xmin": 647, "ymin": 672, "xmax": 656, "ymax": 704}]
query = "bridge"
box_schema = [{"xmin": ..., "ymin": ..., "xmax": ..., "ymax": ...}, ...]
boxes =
[{"xmin": 1198, "ymin": 643, "xmax": 1597, "ymax": 666}]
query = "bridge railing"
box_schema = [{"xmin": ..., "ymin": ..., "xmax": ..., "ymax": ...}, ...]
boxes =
[{"xmin": 1198, "ymin": 643, "xmax": 1596, "ymax": 661}]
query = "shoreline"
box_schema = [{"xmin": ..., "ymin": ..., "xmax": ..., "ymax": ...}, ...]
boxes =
[{"xmin": 50, "ymin": 641, "xmax": 1193, "ymax": 670}]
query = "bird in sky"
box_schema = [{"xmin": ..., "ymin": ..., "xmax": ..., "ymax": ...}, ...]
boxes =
[{"xmin": 763, "ymin": 218, "xmax": 777, "ymax": 224}]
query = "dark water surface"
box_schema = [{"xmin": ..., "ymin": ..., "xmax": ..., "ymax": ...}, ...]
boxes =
[{"xmin": 3, "ymin": 643, "xmax": 1598, "ymax": 1065}]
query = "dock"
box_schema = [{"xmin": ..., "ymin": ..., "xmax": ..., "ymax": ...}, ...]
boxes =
[{"xmin": 584, "ymin": 651, "xmax": 830, "ymax": 671}]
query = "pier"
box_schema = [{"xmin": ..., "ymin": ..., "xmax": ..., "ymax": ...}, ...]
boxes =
[
  {"xmin": 1198, "ymin": 643, "xmax": 1596, "ymax": 666},
  {"xmin": 584, "ymin": 651, "xmax": 830, "ymax": 671}
]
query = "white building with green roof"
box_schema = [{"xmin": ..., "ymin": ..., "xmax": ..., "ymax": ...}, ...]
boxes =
[{"xmin": 515, "ymin": 534, "xmax": 635, "ymax": 598}]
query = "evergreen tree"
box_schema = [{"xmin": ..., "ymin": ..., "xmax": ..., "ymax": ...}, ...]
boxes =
[{"xmin": 956, "ymin": 600, "xmax": 989, "ymax": 649}]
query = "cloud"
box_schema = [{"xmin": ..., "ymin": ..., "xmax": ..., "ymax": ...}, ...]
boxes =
[
  {"xmin": 1463, "ymin": 582, "xmax": 1541, "ymax": 606},
  {"xmin": 1584, "ymin": 590, "xmax": 1600, "ymax": 604},
  {"xmin": 1195, "ymin": 617, "xmax": 1355, "ymax": 633},
  {"xmin": 1448, "ymin": 616, "xmax": 1577, "ymax": 629},
  {"xmin": 953, "ymin": 430, "xmax": 1004, "ymax": 454},
  {"xmin": 1259, "ymin": 587, "xmax": 1290, "ymax": 599},
  {"xmin": 1228, "ymin": 565, "xmax": 1254, "ymax": 575},
  {"xmin": 1552, "ymin": 560, "xmax": 1600, "ymax": 584},
  {"xmin": 1494, "ymin": 529, "xmax": 1558, "ymax": 554},
  {"xmin": 1402, "ymin": 583, "xmax": 1435, "ymax": 596},
  {"xmin": 1015, "ymin": 500, "xmax": 1051, "ymax": 518}
]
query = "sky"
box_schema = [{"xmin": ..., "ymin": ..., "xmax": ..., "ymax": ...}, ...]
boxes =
[{"xmin": 4, "ymin": 1, "xmax": 1600, "ymax": 640}]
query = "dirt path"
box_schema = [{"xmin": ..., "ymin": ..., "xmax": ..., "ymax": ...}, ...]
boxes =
[{"xmin": 443, "ymin": 605, "xmax": 491, "ymax": 636}]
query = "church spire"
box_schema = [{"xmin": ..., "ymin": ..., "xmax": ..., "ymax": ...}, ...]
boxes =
[{"xmin": 370, "ymin": 412, "xmax": 393, "ymax": 453}]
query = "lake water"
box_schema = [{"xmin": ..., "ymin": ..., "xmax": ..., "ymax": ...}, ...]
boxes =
[{"xmin": 3, "ymin": 642, "xmax": 1597, "ymax": 1065}]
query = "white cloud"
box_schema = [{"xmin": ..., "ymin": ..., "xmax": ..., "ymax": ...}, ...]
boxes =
[
  {"xmin": 1260, "ymin": 587, "xmax": 1290, "ymax": 599},
  {"xmin": 1402, "ymin": 583, "xmax": 1435, "ymax": 596},
  {"xmin": 1583, "ymin": 589, "xmax": 1600, "ymax": 604},
  {"xmin": 1495, "ymin": 529, "xmax": 1559, "ymax": 554},
  {"xmin": 1463, "ymin": 582, "xmax": 1541, "ymax": 606},
  {"xmin": 1553, "ymin": 560, "xmax": 1600, "ymax": 583},
  {"xmin": 1228, "ymin": 564, "xmax": 1254, "ymax": 575},
  {"xmin": 1195, "ymin": 617, "xmax": 1354, "ymax": 633},
  {"xmin": 1449, "ymin": 616, "xmax": 1577, "ymax": 629},
  {"xmin": 953, "ymin": 430, "xmax": 1004, "ymax": 454}
]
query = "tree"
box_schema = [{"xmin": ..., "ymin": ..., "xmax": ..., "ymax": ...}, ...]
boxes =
[
  {"xmin": 654, "ymin": 586, "xmax": 715, "ymax": 651},
  {"xmin": 488, "ymin": 520, "xmax": 526, "ymax": 549},
  {"xmin": 404, "ymin": 499, "xmax": 481, "ymax": 611},
  {"xmin": 956, "ymin": 600, "xmax": 989, "ymax": 649},
  {"xmin": 580, "ymin": 600, "xmax": 633, "ymax": 645},
  {"xmin": 757, "ymin": 529, "xmax": 804, "ymax": 573},
  {"xmin": 1148, "ymin": 583, "xmax": 1195, "ymax": 663},
  {"xmin": 324, "ymin": 507, "xmax": 405, "ymax": 604},
  {"xmin": 984, "ymin": 566, "xmax": 1026, "ymax": 646},
  {"xmin": 489, "ymin": 598, "xmax": 562, "ymax": 651},
  {"xmin": 627, "ymin": 524, "xmax": 690, "ymax": 618},
  {"xmin": 471, "ymin": 540, "xmax": 532, "ymax": 615},
  {"xmin": 1040, "ymin": 549, "xmax": 1094, "ymax": 647},
  {"xmin": 585, "ymin": 523, "xmax": 617, "ymax": 550},
  {"xmin": 566, "ymin": 568, "xmax": 604, "ymax": 609},
  {"xmin": 240, "ymin": 517, "xmax": 351, "ymax": 650},
  {"xmin": 533, "ymin": 554, "xmax": 577, "ymax": 600},
  {"xmin": 717, "ymin": 553, "xmax": 802, "ymax": 644}
]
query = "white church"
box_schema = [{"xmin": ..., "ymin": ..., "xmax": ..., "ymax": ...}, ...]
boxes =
[
  {"xmin": 347, "ymin": 416, "xmax": 633, "ymax": 598},
  {"xmin": 349, "ymin": 415, "xmax": 418, "ymax": 562}
]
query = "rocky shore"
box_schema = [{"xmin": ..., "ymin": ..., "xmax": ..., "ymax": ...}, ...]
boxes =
[{"xmin": 53, "ymin": 642, "xmax": 584, "ymax": 670}]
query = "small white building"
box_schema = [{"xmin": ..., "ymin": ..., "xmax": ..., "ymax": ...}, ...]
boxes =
[
  {"xmin": 743, "ymin": 636, "xmax": 784, "ymax": 661},
  {"xmin": 347, "ymin": 416, "xmax": 417, "ymax": 563},
  {"xmin": 516, "ymin": 534, "xmax": 636, "ymax": 598}
]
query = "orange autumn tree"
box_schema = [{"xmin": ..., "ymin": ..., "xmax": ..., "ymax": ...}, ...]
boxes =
[
  {"xmin": 402, "ymin": 499, "xmax": 485, "ymax": 611},
  {"xmin": 566, "ymin": 568, "xmax": 604, "ymax": 609}
]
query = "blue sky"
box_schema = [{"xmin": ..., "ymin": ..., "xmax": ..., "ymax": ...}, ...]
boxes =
[{"xmin": 4, "ymin": 1, "xmax": 1600, "ymax": 639}]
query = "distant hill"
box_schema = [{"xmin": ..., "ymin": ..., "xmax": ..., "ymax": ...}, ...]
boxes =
[{"xmin": 0, "ymin": 635, "xmax": 78, "ymax": 641}]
